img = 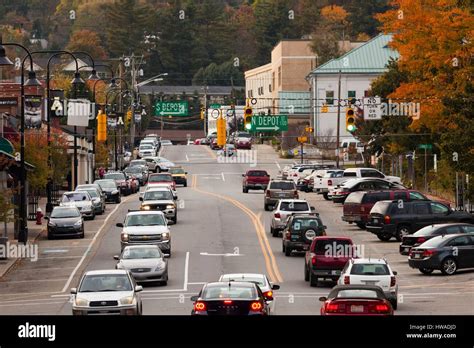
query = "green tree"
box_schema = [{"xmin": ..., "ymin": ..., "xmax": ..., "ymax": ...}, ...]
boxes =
[{"xmin": 344, "ymin": 0, "xmax": 390, "ymax": 38}]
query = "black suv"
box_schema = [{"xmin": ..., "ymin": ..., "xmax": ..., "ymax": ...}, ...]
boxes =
[
  {"xmin": 282, "ymin": 214, "xmax": 327, "ymax": 256},
  {"xmin": 366, "ymin": 200, "xmax": 474, "ymax": 242}
]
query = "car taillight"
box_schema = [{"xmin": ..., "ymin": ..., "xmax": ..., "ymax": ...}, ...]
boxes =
[
  {"xmin": 274, "ymin": 213, "xmax": 281, "ymax": 219},
  {"xmin": 408, "ymin": 250, "xmax": 414, "ymax": 257},
  {"xmin": 339, "ymin": 191, "xmax": 350, "ymax": 195},
  {"xmin": 384, "ymin": 215, "xmax": 391, "ymax": 224},
  {"xmin": 285, "ymin": 230, "xmax": 291, "ymax": 240},
  {"xmin": 250, "ymin": 301, "xmax": 263, "ymax": 311},
  {"xmin": 223, "ymin": 300, "xmax": 233, "ymax": 304},
  {"xmin": 194, "ymin": 301, "xmax": 206, "ymax": 312},
  {"xmin": 422, "ymin": 249, "xmax": 436, "ymax": 258},
  {"xmin": 311, "ymin": 256, "xmax": 317, "ymax": 265},
  {"xmin": 263, "ymin": 290, "xmax": 273, "ymax": 298},
  {"xmin": 344, "ymin": 275, "xmax": 350, "ymax": 284},
  {"xmin": 325, "ymin": 303, "xmax": 340, "ymax": 313},
  {"xmin": 390, "ymin": 276, "xmax": 396, "ymax": 287},
  {"xmin": 417, "ymin": 237, "xmax": 426, "ymax": 244},
  {"xmin": 375, "ymin": 303, "xmax": 390, "ymax": 313},
  {"xmin": 328, "ymin": 180, "xmax": 332, "ymax": 186}
]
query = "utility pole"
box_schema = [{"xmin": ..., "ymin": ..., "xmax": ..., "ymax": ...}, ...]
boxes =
[
  {"xmin": 160, "ymin": 93, "xmax": 164, "ymax": 138},
  {"xmin": 336, "ymin": 70, "xmax": 342, "ymax": 168},
  {"xmin": 203, "ymin": 86, "xmax": 208, "ymax": 136},
  {"xmin": 130, "ymin": 54, "xmax": 137, "ymax": 149}
]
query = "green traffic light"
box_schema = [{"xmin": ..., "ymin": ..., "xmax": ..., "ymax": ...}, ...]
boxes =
[
  {"xmin": 245, "ymin": 123, "xmax": 251, "ymax": 130},
  {"xmin": 347, "ymin": 125, "xmax": 356, "ymax": 132}
]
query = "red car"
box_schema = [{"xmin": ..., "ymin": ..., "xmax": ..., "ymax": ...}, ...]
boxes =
[
  {"xmin": 304, "ymin": 237, "xmax": 355, "ymax": 287},
  {"xmin": 235, "ymin": 137, "xmax": 252, "ymax": 150},
  {"xmin": 242, "ymin": 170, "xmax": 270, "ymax": 193},
  {"xmin": 147, "ymin": 173, "xmax": 176, "ymax": 190},
  {"xmin": 319, "ymin": 285, "xmax": 394, "ymax": 316}
]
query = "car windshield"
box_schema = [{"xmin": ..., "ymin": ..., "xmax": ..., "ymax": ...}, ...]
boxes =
[
  {"xmin": 140, "ymin": 145, "xmax": 152, "ymax": 149},
  {"xmin": 219, "ymin": 276, "xmax": 265, "ymax": 287},
  {"xmin": 270, "ymin": 182, "xmax": 295, "ymax": 190},
  {"xmin": 350, "ymin": 264, "xmax": 390, "ymax": 276},
  {"xmin": 79, "ymin": 189, "xmax": 98, "ymax": 198},
  {"xmin": 149, "ymin": 174, "xmax": 173, "ymax": 182},
  {"xmin": 122, "ymin": 247, "xmax": 162, "ymax": 259},
  {"xmin": 62, "ymin": 192, "xmax": 89, "ymax": 202},
  {"xmin": 371, "ymin": 202, "xmax": 391, "ymax": 214},
  {"xmin": 169, "ymin": 168, "xmax": 185, "ymax": 174},
  {"xmin": 79, "ymin": 274, "xmax": 132, "ymax": 292},
  {"xmin": 237, "ymin": 132, "xmax": 251, "ymax": 138},
  {"xmin": 335, "ymin": 289, "xmax": 379, "ymax": 299},
  {"xmin": 144, "ymin": 190, "xmax": 173, "ymax": 201},
  {"xmin": 280, "ymin": 202, "xmax": 309, "ymax": 211},
  {"xmin": 344, "ymin": 192, "xmax": 364, "ymax": 204},
  {"xmin": 292, "ymin": 218, "xmax": 320, "ymax": 230},
  {"xmin": 125, "ymin": 167, "xmax": 143, "ymax": 173},
  {"xmin": 125, "ymin": 214, "xmax": 166, "ymax": 226},
  {"xmin": 201, "ymin": 285, "xmax": 257, "ymax": 300},
  {"xmin": 95, "ymin": 180, "xmax": 117, "ymax": 189},
  {"xmin": 104, "ymin": 173, "xmax": 125, "ymax": 181},
  {"xmin": 51, "ymin": 208, "xmax": 80, "ymax": 218}
]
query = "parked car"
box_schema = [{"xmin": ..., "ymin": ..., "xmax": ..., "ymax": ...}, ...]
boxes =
[
  {"xmin": 408, "ymin": 233, "xmax": 474, "ymax": 275},
  {"xmin": 117, "ymin": 210, "xmax": 172, "ymax": 254},
  {"xmin": 304, "ymin": 237, "xmax": 355, "ymax": 287},
  {"xmin": 297, "ymin": 169, "xmax": 327, "ymax": 192},
  {"xmin": 330, "ymin": 178, "xmax": 406, "ymax": 203},
  {"xmin": 103, "ymin": 172, "xmax": 136, "ymax": 195},
  {"xmin": 282, "ymin": 213, "xmax": 326, "ymax": 256},
  {"xmin": 114, "ymin": 245, "xmax": 169, "ymax": 285},
  {"xmin": 242, "ymin": 170, "xmax": 270, "ymax": 193},
  {"xmin": 319, "ymin": 285, "xmax": 393, "ymax": 316},
  {"xmin": 168, "ymin": 166, "xmax": 188, "ymax": 187},
  {"xmin": 190, "ymin": 281, "xmax": 270, "ymax": 316},
  {"xmin": 46, "ymin": 206, "xmax": 84, "ymax": 239},
  {"xmin": 337, "ymin": 258, "xmax": 398, "ymax": 309},
  {"xmin": 400, "ymin": 223, "xmax": 474, "ymax": 255},
  {"xmin": 139, "ymin": 187, "xmax": 177, "ymax": 223},
  {"xmin": 160, "ymin": 140, "xmax": 173, "ymax": 146},
  {"xmin": 270, "ymin": 199, "xmax": 315, "ymax": 237},
  {"xmin": 218, "ymin": 273, "xmax": 280, "ymax": 314},
  {"xmin": 210, "ymin": 137, "xmax": 221, "ymax": 150},
  {"xmin": 264, "ymin": 180, "xmax": 298, "ymax": 211},
  {"xmin": 60, "ymin": 191, "xmax": 95, "ymax": 220},
  {"xmin": 366, "ymin": 200, "xmax": 474, "ymax": 241},
  {"xmin": 71, "ymin": 270, "xmax": 143, "ymax": 315},
  {"xmin": 217, "ymin": 144, "xmax": 236, "ymax": 157},
  {"xmin": 342, "ymin": 167, "xmax": 402, "ymax": 184},
  {"xmin": 75, "ymin": 185, "xmax": 106, "ymax": 215},
  {"xmin": 314, "ymin": 170, "xmax": 345, "ymax": 200},
  {"xmin": 94, "ymin": 179, "xmax": 121, "ymax": 203},
  {"xmin": 342, "ymin": 190, "xmax": 429, "ymax": 229}
]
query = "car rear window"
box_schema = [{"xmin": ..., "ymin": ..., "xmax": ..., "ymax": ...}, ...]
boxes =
[
  {"xmin": 270, "ymin": 182, "xmax": 295, "ymax": 190},
  {"xmin": 345, "ymin": 192, "xmax": 365, "ymax": 204},
  {"xmin": 292, "ymin": 218, "xmax": 321, "ymax": 230},
  {"xmin": 350, "ymin": 264, "xmax": 390, "ymax": 275},
  {"xmin": 335, "ymin": 289, "xmax": 379, "ymax": 299},
  {"xmin": 280, "ymin": 202, "xmax": 309, "ymax": 211},
  {"xmin": 202, "ymin": 285, "xmax": 257, "ymax": 300},
  {"xmin": 371, "ymin": 201, "xmax": 391, "ymax": 214},
  {"xmin": 149, "ymin": 174, "xmax": 173, "ymax": 182},
  {"xmin": 343, "ymin": 172, "xmax": 357, "ymax": 177},
  {"xmin": 247, "ymin": 171, "xmax": 268, "ymax": 177},
  {"xmin": 313, "ymin": 239, "xmax": 352, "ymax": 255},
  {"xmin": 362, "ymin": 192, "xmax": 391, "ymax": 204}
]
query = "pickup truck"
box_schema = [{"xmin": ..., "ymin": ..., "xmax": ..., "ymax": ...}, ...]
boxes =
[
  {"xmin": 313, "ymin": 170, "xmax": 345, "ymax": 200},
  {"xmin": 242, "ymin": 170, "xmax": 270, "ymax": 193}
]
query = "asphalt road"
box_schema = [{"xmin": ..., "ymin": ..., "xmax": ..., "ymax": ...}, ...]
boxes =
[{"xmin": 0, "ymin": 144, "xmax": 473, "ymax": 315}]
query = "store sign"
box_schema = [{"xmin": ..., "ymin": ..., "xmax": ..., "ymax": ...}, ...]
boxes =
[{"xmin": 0, "ymin": 98, "xmax": 18, "ymax": 106}]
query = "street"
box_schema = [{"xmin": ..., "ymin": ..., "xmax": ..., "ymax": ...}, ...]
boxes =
[{"xmin": 0, "ymin": 144, "xmax": 472, "ymax": 316}]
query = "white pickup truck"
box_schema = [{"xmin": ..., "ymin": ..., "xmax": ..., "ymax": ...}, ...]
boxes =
[
  {"xmin": 313, "ymin": 170, "xmax": 345, "ymax": 200},
  {"xmin": 342, "ymin": 168, "xmax": 402, "ymax": 184}
]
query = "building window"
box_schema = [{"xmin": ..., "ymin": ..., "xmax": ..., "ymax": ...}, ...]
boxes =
[
  {"xmin": 272, "ymin": 72, "xmax": 275, "ymax": 90},
  {"xmin": 248, "ymin": 90, "xmax": 253, "ymax": 98},
  {"xmin": 269, "ymin": 84, "xmax": 272, "ymax": 93},
  {"xmin": 278, "ymin": 67, "xmax": 282, "ymax": 86},
  {"xmin": 326, "ymin": 90, "xmax": 334, "ymax": 105}
]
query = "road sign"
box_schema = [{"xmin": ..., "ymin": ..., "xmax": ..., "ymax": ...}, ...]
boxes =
[
  {"xmin": 153, "ymin": 101, "xmax": 188, "ymax": 117},
  {"xmin": 250, "ymin": 115, "xmax": 288, "ymax": 132},
  {"xmin": 418, "ymin": 144, "xmax": 433, "ymax": 150},
  {"xmin": 209, "ymin": 103, "xmax": 221, "ymax": 109},
  {"xmin": 363, "ymin": 97, "xmax": 382, "ymax": 120}
]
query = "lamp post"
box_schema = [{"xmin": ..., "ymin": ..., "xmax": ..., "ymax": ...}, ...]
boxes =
[{"xmin": 0, "ymin": 37, "xmax": 42, "ymax": 244}]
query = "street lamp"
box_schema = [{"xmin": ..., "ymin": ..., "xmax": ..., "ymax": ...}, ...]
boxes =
[{"xmin": 0, "ymin": 37, "xmax": 41, "ymax": 244}]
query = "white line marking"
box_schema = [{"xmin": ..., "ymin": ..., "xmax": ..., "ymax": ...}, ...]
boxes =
[
  {"xmin": 142, "ymin": 288, "xmax": 186, "ymax": 293},
  {"xmin": 2, "ymin": 278, "xmax": 69, "ymax": 283},
  {"xmin": 275, "ymin": 161, "xmax": 281, "ymax": 170},
  {"xmin": 51, "ymin": 294, "xmax": 71, "ymax": 298},
  {"xmin": 202, "ymin": 177, "xmax": 221, "ymax": 180},
  {"xmin": 194, "ymin": 173, "xmax": 221, "ymax": 176},
  {"xmin": 0, "ymin": 301, "xmax": 66, "ymax": 308},
  {"xmin": 60, "ymin": 194, "xmax": 134, "ymax": 293},
  {"xmin": 41, "ymin": 249, "xmax": 69, "ymax": 254},
  {"xmin": 184, "ymin": 251, "xmax": 189, "ymax": 291},
  {"xmin": 187, "ymin": 282, "xmax": 206, "ymax": 285},
  {"xmin": 41, "ymin": 256, "xmax": 84, "ymax": 259},
  {"xmin": 221, "ymin": 172, "xmax": 225, "ymax": 181},
  {"xmin": 186, "ymin": 154, "xmax": 189, "ymax": 162},
  {"xmin": 199, "ymin": 252, "xmax": 244, "ymax": 257}
]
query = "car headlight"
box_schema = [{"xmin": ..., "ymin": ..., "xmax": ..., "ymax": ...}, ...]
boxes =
[
  {"xmin": 166, "ymin": 204, "xmax": 175, "ymax": 209},
  {"xmin": 48, "ymin": 221, "xmax": 56, "ymax": 227},
  {"xmin": 74, "ymin": 220, "xmax": 82, "ymax": 226},
  {"xmin": 74, "ymin": 297, "xmax": 88, "ymax": 306},
  {"xmin": 121, "ymin": 233, "xmax": 129, "ymax": 242},
  {"xmin": 112, "ymin": 190, "xmax": 119, "ymax": 195},
  {"xmin": 141, "ymin": 205, "xmax": 151, "ymax": 210},
  {"xmin": 116, "ymin": 262, "xmax": 123, "ymax": 269},
  {"xmin": 162, "ymin": 232, "xmax": 169, "ymax": 240},
  {"xmin": 155, "ymin": 261, "xmax": 166, "ymax": 271},
  {"xmin": 119, "ymin": 296, "xmax": 136, "ymax": 305}
]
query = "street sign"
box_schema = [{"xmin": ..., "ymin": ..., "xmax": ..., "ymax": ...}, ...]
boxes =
[
  {"xmin": 250, "ymin": 115, "xmax": 288, "ymax": 132},
  {"xmin": 418, "ymin": 144, "xmax": 433, "ymax": 150},
  {"xmin": 209, "ymin": 103, "xmax": 221, "ymax": 109},
  {"xmin": 363, "ymin": 97, "xmax": 382, "ymax": 120},
  {"xmin": 153, "ymin": 101, "xmax": 188, "ymax": 117}
]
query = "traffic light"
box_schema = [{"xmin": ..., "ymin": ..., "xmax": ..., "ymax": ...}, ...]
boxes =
[
  {"xmin": 97, "ymin": 110, "xmax": 107, "ymax": 142},
  {"xmin": 305, "ymin": 126, "xmax": 313, "ymax": 133},
  {"xmin": 346, "ymin": 107, "xmax": 356, "ymax": 132},
  {"xmin": 244, "ymin": 106, "xmax": 253, "ymax": 130},
  {"xmin": 217, "ymin": 116, "xmax": 226, "ymax": 146},
  {"xmin": 126, "ymin": 110, "xmax": 132, "ymax": 122},
  {"xmin": 200, "ymin": 107, "xmax": 205, "ymax": 120}
]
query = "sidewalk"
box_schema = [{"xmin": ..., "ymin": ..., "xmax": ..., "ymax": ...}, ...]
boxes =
[{"xmin": 0, "ymin": 197, "xmax": 47, "ymax": 280}]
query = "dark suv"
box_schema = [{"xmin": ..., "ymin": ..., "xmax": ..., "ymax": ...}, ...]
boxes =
[
  {"xmin": 366, "ymin": 200, "xmax": 474, "ymax": 242},
  {"xmin": 304, "ymin": 237, "xmax": 355, "ymax": 287},
  {"xmin": 282, "ymin": 214, "xmax": 326, "ymax": 256}
]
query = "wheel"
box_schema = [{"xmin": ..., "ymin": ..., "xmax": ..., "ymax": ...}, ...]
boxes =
[
  {"xmin": 270, "ymin": 226, "xmax": 275, "ymax": 235},
  {"xmin": 309, "ymin": 271, "xmax": 318, "ymax": 287},
  {"xmin": 377, "ymin": 233, "xmax": 392, "ymax": 242},
  {"xmin": 391, "ymin": 299, "xmax": 398, "ymax": 310},
  {"xmin": 440, "ymin": 257, "xmax": 457, "ymax": 275},
  {"xmin": 172, "ymin": 214, "xmax": 177, "ymax": 223},
  {"xmin": 264, "ymin": 204, "xmax": 269, "ymax": 211},
  {"xmin": 271, "ymin": 227, "xmax": 279, "ymax": 238},
  {"xmin": 304, "ymin": 264, "xmax": 309, "ymax": 281},
  {"xmin": 116, "ymin": 196, "xmax": 121, "ymax": 203},
  {"xmin": 79, "ymin": 230, "xmax": 85, "ymax": 239},
  {"xmin": 184, "ymin": 181, "xmax": 187, "ymax": 187},
  {"xmin": 47, "ymin": 233, "xmax": 54, "ymax": 240},
  {"xmin": 396, "ymin": 225, "xmax": 411, "ymax": 242},
  {"xmin": 243, "ymin": 187, "xmax": 248, "ymax": 193},
  {"xmin": 323, "ymin": 193, "xmax": 329, "ymax": 200},
  {"xmin": 282, "ymin": 243, "xmax": 286, "ymax": 252},
  {"xmin": 161, "ymin": 280, "xmax": 168, "ymax": 286},
  {"xmin": 419, "ymin": 268, "xmax": 434, "ymax": 275},
  {"xmin": 285, "ymin": 247, "xmax": 291, "ymax": 256},
  {"xmin": 356, "ymin": 222, "xmax": 366, "ymax": 230}
]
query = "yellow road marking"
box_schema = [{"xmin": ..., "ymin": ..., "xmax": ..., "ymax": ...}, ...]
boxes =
[{"xmin": 203, "ymin": 145, "xmax": 217, "ymax": 159}]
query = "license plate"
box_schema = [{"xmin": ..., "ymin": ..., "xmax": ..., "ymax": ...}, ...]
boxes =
[
  {"xmin": 278, "ymin": 193, "xmax": 286, "ymax": 197},
  {"xmin": 404, "ymin": 247, "xmax": 410, "ymax": 252},
  {"xmin": 351, "ymin": 305, "xmax": 364, "ymax": 313},
  {"xmin": 331, "ymin": 270, "xmax": 340, "ymax": 275},
  {"xmin": 363, "ymin": 281, "xmax": 377, "ymax": 285},
  {"xmin": 373, "ymin": 219, "xmax": 379, "ymax": 224},
  {"xmin": 414, "ymin": 253, "xmax": 421, "ymax": 259}
]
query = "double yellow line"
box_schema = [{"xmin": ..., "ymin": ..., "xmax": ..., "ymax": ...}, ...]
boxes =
[{"xmin": 191, "ymin": 174, "xmax": 283, "ymax": 283}]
